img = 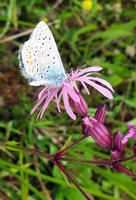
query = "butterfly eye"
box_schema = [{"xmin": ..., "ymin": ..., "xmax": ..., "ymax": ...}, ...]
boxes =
[{"xmin": 41, "ymin": 75, "xmax": 43, "ymax": 78}]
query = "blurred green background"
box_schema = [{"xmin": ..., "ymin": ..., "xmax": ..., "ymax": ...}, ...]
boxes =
[{"xmin": 0, "ymin": 0, "xmax": 136, "ymax": 199}]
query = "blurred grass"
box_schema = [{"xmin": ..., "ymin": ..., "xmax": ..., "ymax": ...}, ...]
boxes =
[{"xmin": 0, "ymin": 0, "xmax": 136, "ymax": 199}]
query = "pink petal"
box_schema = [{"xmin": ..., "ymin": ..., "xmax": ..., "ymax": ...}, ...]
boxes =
[
  {"xmin": 39, "ymin": 89, "xmax": 58, "ymax": 118},
  {"xmin": 73, "ymin": 81, "xmax": 79, "ymax": 91},
  {"xmin": 31, "ymin": 91, "xmax": 48, "ymax": 114},
  {"xmin": 62, "ymin": 86, "xmax": 76, "ymax": 120},
  {"xmin": 76, "ymin": 66, "xmax": 102, "ymax": 77},
  {"xmin": 78, "ymin": 77, "xmax": 113, "ymax": 99},
  {"xmin": 83, "ymin": 72, "xmax": 100, "ymax": 77},
  {"xmin": 65, "ymin": 84, "xmax": 80, "ymax": 102},
  {"xmin": 88, "ymin": 77, "xmax": 114, "ymax": 92},
  {"xmin": 122, "ymin": 128, "xmax": 136, "ymax": 145},
  {"xmin": 36, "ymin": 109, "xmax": 42, "ymax": 120},
  {"xmin": 55, "ymin": 94, "xmax": 61, "ymax": 113},
  {"xmin": 38, "ymin": 87, "xmax": 48, "ymax": 99},
  {"xmin": 58, "ymin": 90, "xmax": 63, "ymax": 104},
  {"xmin": 81, "ymin": 81, "xmax": 90, "ymax": 95}
]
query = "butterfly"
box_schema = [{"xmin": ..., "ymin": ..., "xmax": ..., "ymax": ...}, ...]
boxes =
[{"xmin": 18, "ymin": 21, "xmax": 67, "ymax": 87}]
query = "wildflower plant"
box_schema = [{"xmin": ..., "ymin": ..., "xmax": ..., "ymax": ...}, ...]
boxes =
[
  {"xmin": 16, "ymin": 67, "xmax": 136, "ymax": 200},
  {"xmin": 14, "ymin": 21, "xmax": 136, "ymax": 200},
  {"xmin": 10, "ymin": 79, "xmax": 136, "ymax": 199}
]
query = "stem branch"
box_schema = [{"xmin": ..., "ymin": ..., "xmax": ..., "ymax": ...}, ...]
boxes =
[
  {"xmin": 55, "ymin": 135, "xmax": 86, "ymax": 157},
  {"xmin": 54, "ymin": 160, "xmax": 92, "ymax": 200},
  {"xmin": 3, "ymin": 144, "xmax": 52, "ymax": 160},
  {"xmin": 61, "ymin": 157, "xmax": 112, "ymax": 166}
]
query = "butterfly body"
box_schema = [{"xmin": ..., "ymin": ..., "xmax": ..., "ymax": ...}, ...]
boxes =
[{"xmin": 18, "ymin": 21, "xmax": 67, "ymax": 87}]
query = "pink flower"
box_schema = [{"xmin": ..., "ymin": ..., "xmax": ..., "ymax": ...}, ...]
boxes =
[
  {"xmin": 111, "ymin": 125, "xmax": 136, "ymax": 160},
  {"xmin": 31, "ymin": 66, "xmax": 114, "ymax": 120}
]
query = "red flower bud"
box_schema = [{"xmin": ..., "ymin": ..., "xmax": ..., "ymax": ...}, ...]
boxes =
[
  {"xmin": 70, "ymin": 90, "xmax": 88, "ymax": 117},
  {"xmin": 113, "ymin": 131, "xmax": 124, "ymax": 151},
  {"xmin": 110, "ymin": 150, "xmax": 121, "ymax": 160},
  {"xmin": 94, "ymin": 104, "xmax": 106, "ymax": 124},
  {"xmin": 82, "ymin": 116, "xmax": 112, "ymax": 148}
]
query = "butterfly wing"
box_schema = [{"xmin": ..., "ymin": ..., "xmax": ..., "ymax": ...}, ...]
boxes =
[{"xmin": 19, "ymin": 21, "xmax": 67, "ymax": 86}]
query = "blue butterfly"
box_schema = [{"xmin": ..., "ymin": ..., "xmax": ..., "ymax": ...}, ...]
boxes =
[{"xmin": 18, "ymin": 21, "xmax": 67, "ymax": 87}]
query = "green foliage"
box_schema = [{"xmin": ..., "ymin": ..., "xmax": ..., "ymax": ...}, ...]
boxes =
[{"xmin": 0, "ymin": 0, "xmax": 136, "ymax": 199}]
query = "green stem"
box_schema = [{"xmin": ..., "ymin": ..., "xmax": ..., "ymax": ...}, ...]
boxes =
[
  {"xmin": 2, "ymin": 143, "xmax": 52, "ymax": 160},
  {"xmin": 55, "ymin": 135, "xmax": 86, "ymax": 157}
]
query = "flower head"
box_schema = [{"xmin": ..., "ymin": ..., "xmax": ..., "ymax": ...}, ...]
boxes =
[
  {"xmin": 82, "ymin": 0, "xmax": 93, "ymax": 11},
  {"xmin": 111, "ymin": 125, "xmax": 136, "ymax": 160},
  {"xmin": 31, "ymin": 66, "xmax": 114, "ymax": 120}
]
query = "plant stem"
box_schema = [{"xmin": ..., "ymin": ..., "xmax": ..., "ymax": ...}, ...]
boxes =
[
  {"xmin": 4, "ymin": 143, "xmax": 136, "ymax": 166},
  {"xmin": 4, "ymin": 144, "xmax": 52, "ymax": 160},
  {"xmin": 54, "ymin": 160, "xmax": 92, "ymax": 200},
  {"xmin": 112, "ymin": 155, "xmax": 136, "ymax": 165},
  {"xmin": 61, "ymin": 157, "xmax": 112, "ymax": 166},
  {"xmin": 55, "ymin": 135, "xmax": 86, "ymax": 157}
]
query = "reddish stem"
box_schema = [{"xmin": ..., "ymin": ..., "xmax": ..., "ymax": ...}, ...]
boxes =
[
  {"xmin": 55, "ymin": 135, "xmax": 86, "ymax": 157},
  {"xmin": 60, "ymin": 157, "xmax": 112, "ymax": 166},
  {"xmin": 54, "ymin": 160, "xmax": 92, "ymax": 200},
  {"xmin": 112, "ymin": 155, "xmax": 136, "ymax": 165}
]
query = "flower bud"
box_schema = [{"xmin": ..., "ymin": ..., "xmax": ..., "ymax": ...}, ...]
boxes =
[
  {"xmin": 113, "ymin": 131, "xmax": 124, "ymax": 151},
  {"xmin": 70, "ymin": 90, "xmax": 88, "ymax": 117},
  {"xmin": 94, "ymin": 104, "xmax": 106, "ymax": 124},
  {"xmin": 82, "ymin": 116, "xmax": 112, "ymax": 148},
  {"xmin": 110, "ymin": 150, "xmax": 121, "ymax": 160}
]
